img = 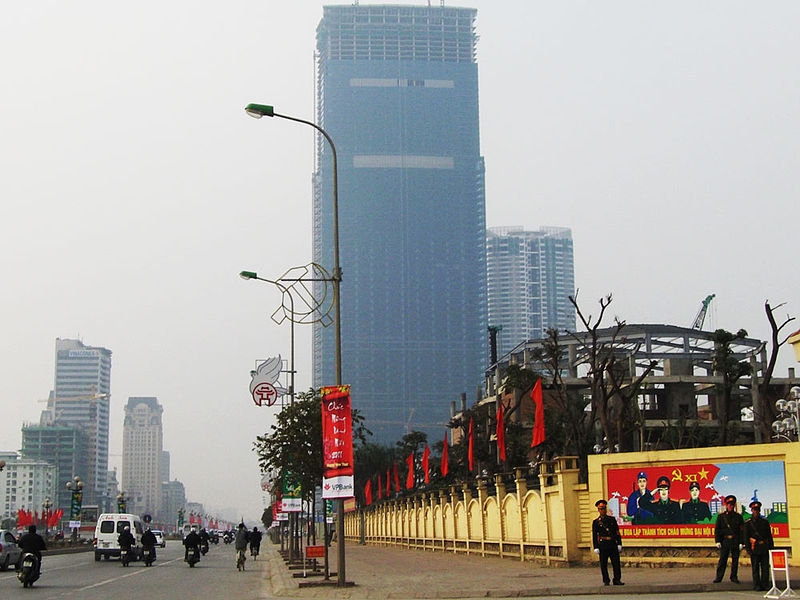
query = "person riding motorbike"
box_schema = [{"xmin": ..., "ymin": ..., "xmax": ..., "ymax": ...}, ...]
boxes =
[
  {"xmin": 183, "ymin": 526, "xmax": 201, "ymax": 562},
  {"xmin": 234, "ymin": 523, "xmax": 249, "ymax": 570},
  {"xmin": 118, "ymin": 526, "xmax": 136, "ymax": 564},
  {"xmin": 141, "ymin": 528, "xmax": 157, "ymax": 562},
  {"xmin": 18, "ymin": 525, "xmax": 47, "ymax": 577},
  {"xmin": 249, "ymin": 526, "xmax": 262, "ymax": 558},
  {"xmin": 199, "ymin": 527, "xmax": 211, "ymax": 554}
]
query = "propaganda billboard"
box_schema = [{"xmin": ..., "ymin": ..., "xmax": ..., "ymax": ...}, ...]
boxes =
[{"xmin": 605, "ymin": 459, "xmax": 788, "ymax": 539}]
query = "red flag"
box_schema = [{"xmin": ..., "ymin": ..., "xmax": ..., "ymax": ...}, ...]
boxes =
[
  {"xmin": 496, "ymin": 402, "xmax": 506, "ymax": 462},
  {"xmin": 378, "ymin": 473, "xmax": 383, "ymax": 499},
  {"xmin": 386, "ymin": 468, "xmax": 391, "ymax": 496},
  {"xmin": 531, "ymin": 378, "xmax": 546, "ymax": 447},
  {"xmin": 393, "ymin": 462, "xmax": 400, "ymax": 491},
  {"xmin": 364, "ymin": 479, "xmax": 372, "ymax": 505},
  {"xmin": 35, "ymin": 511, "xmax": 39, "ymax": 523},
  {"xmin": 468, "ymin": 418, "xmax": 474, "ymax": 472},
  {"xmin": 190, "ymin": 514, "xmax": 195, "ymax": 524},
  {"xmin": 27, "ymin": 510, "xmax": 33, "ymax": 526},
  {"xmin": 17, "ymin": 509, "xmax": 24, "ymax": 526},
  {"xmin": 422, "ymin": 445, "xmax": 430, "ymax": 484},
  {"xmin": 441, "ymin": 433, "xmax": 449, "ymax": 476},
  {"xmin": 405, "ymin": 453, "xmax": 414, "ymax": 489}
]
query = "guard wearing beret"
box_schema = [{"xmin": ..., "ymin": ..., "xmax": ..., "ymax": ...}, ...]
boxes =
[
  {"xmin": 649, "ymin": 476, "xmax": 682, "ymax": 525},
  {"xmin": 743, "ymin": 500, "xmax": 773, "ymax": 591},
  {"xmin": 682, "ymin": 481, "xmax": 712, "ymax": 524},
  {"xmin": 592, "ymin": 499, "xmax": 623, "ymax": 586},
  {"xmin": 714, "ymin": 495, "xmax": 744, "ymax": 583}
]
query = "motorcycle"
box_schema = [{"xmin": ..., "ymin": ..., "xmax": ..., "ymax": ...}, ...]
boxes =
[
  {"xmin": 120, "ymin": 548, "xmax": 130, "ymax": 567},
  {"xmin": 17, "ymin": 553, "xmax": 40, "ymax": 588},
  {"xmin": 186, "ymin": 546, "xmax": 199, "ymax": 567},
  {"xmin": 200, "ymin": 541, "xmax": 209, "ymax": 556},
  {"xmin": 142, "ymin": 547, "xmax": 155, "ymax": 567},
  {"xmin": 223, "ymin": 533, "xmax": 232, "ymax": 544}
]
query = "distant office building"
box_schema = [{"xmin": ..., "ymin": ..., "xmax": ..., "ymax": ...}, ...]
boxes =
[
  {"xmin": 49, "ymin": 338, "xmax": 112, "ymax": 510},
  {"xmin": 0, "ymin": 452, "xmax": 57, "ymax": 521},
  {"xmin": 160, "ymin": 451, "xmax": 170, "ymax": 483},
  {"xmin": 122, "ymin": 397, "xmax": 163, "ymax": 517},
  {"xmin": 486, "ymin": 227, "xmax": 575, "ymax": 358},
  {"xmin": 162, "ymin": 480, "xmax": 186, "ymax": 526},
  {"xmin": 21, "ymin": 423, "xmax": 90, "ymax": 515},
  {"xmin": 107, "ymin": 468, "xmax": 120, "ymax": 505},
  {"xmin": 314, "ymin": 4, "xmax": 487, "ymax": 442}
]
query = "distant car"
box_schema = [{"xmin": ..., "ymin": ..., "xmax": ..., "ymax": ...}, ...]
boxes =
[
  {"xmin": 151, "ymin": 530, "xmax": 166, "ymax": 548},
  {"xmin": 0, "ymin": 530, "xmax": 22, "ymax": 571}
]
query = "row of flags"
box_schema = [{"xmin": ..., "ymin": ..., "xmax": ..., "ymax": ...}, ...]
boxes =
[
  {"xmin": 363, "ymin": 379, "xmax": 547, "ymax": 504},
  {"xmin": 17, "ymin": 508, "xmax": 63, "ymax": 528}
]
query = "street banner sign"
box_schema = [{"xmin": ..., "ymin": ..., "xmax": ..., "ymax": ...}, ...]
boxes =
[
  {"xmin": 68, "ymin": 520, "xmax": 81, "ymax": 529},
  {"xmin": 766, "ymin": 549, "xmax": 796, "ymax": 598},
  {"xmin": 321, "ymin": 385, "xmax": 354, "ymax": 499},
  {"xmin": 281, "ymin": 472, "xmax": 302, "ymax": 512}
]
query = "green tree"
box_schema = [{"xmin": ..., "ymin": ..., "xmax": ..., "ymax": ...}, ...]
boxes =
[
  {"xmin": 354, "ymin": 442, "xmax": 395, "ymax": 503},
  {"xmin": 712, "ymin": 329, "xmax": 752, "ymax": 445}
]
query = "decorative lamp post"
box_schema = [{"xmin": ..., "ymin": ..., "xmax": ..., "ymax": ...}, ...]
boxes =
[
  {"xmin": 117, "ymin": 492, "xmax": 128, "ymax": 513},
  {"xmin": 245, "ymin": 102, "xmax": 346, "ymax": 586},
  {"xmin": 41, "ymin": 497, "xmax": 53, "ymax": 538},
  {"xmin": 772, "ymin": 387, "xmax": 800, "ymax": 441},
  {"xmin": 239, "ymin": 271, "xmax": 296, "ymax": 405},
  {"xmin": 66, "ymin": 476, "xmax": 83, "ymax": 540}
]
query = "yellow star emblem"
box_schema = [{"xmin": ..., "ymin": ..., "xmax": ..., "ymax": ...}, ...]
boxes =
[{"xmin": 698, "ymin": 467, "xmax": 709, "ymax": 480}]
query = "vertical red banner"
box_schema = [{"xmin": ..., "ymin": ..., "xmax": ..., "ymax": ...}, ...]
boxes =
[{"xmin": 321, "ymin": 385, "xmax": 355, "ymax": 498}]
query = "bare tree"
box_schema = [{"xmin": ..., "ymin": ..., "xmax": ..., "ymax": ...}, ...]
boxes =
[{"xmin": 756, "ymin": 301, "xmax": 796, "ymax": 440}]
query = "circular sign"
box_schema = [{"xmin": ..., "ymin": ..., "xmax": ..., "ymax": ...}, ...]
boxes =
[{"xmin": 252, "ymin": 382, "xmax": 278, "ymax": 407}]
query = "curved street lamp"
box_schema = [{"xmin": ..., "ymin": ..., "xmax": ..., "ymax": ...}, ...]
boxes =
[
  {"xmin": 42, "ymin": 497, "xmax": 53, "ymax": 537},
  {"xmin": 772, "ymin": 386, "xmax": 800, "ymax": 441},
  {"xmin": 245, "ymin": 102, "xmax": 346, "ymax": 586},
  {"xmin": 240, "ymin": 271, "xmax": 295, "ymax": 405}
]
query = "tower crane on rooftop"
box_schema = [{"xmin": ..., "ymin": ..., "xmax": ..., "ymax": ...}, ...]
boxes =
[{"xmin": 691, "ymin": 294, "xmax": 716, "ymax": 330}]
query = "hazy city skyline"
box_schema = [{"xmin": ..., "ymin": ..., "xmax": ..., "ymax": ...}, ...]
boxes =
[{"xmin": 1, "ymin": 1, "xmax": 798, "ymax": 520}]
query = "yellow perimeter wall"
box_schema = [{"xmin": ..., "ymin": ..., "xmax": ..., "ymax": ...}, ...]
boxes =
[{"xmin": 344, "ymin": 443, "xmax": 800, "ymax": 565}]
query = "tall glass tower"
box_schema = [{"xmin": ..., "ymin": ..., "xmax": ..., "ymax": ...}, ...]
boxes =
[
  {"xmin": 314, "ymin": 5, "xmax": 486, "ymax": 443},
  {"xmin": 486, "ymin": 227, "xmax": 576, "ymax": 358},
  {"xmin": 51, "ymin": 338, "xmax": 112, "ymax": 509}
]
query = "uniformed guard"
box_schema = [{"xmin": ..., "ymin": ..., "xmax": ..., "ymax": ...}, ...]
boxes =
[
  {"xmin": 713, "ymin": 494, "xmax": 744, "ymax": 583},
  {"xmin": 592, "ymin": 499, "xmax": 623, "ymax": 586},
  {"xmin": 682, "ymin": 481, "xmax": 712, "ymax": 524},
  {"xmin": 744, "ymin": 500, "xmax": 774, "ymax": 591}
]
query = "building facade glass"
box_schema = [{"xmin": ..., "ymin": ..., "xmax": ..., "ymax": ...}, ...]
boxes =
[{"xmin": 314, "ymin": 5, "xmax": 486, "ymax": 443}]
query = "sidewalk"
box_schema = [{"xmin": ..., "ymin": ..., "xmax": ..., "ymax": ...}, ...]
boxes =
[{"xmin": 265, "ymin": 542, "xmax": 795, "ymax": 598}]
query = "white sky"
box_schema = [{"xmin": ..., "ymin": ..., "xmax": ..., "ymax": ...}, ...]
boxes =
[{"xmin": 1, "ymin": 1, "xmax": 798, "ymax": 520}]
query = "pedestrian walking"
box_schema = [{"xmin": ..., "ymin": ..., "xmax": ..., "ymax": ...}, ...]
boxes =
[
  {"xmin": 592, "ymin": 499, "xmax": 623, "ymax": 586},
  {"xmin": 744, "ymin": 500, "xmax": 774, "ymax": 591},
  {"xmin": 713, "ymin": 494, "xmax": 744, "ymax": 584}
]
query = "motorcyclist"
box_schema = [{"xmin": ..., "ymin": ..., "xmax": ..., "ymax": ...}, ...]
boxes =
[
  {"xmin": 118, "ymin": 526, "xmax": 136, "ymax": 563},
  {"xmin": 234, "ymin": 523, "xmax": 249, "ymax": 569},
  {"xmin": 183, "ymin": 526, "xmax": 201, "ymax": 562},
  {"xmin": 18, "ymin": 525, "xmax": 47, "ymax": 576},
  {"xmin": 141, "ymin": 528, "xmax": 157, "ymax": 560},
  {"xmin": 249, "ymin": 526, "xmax": 262, "ymax": 557},
  {"xmin": 199, "ymin": 527, "xmax": 210, "ymax": 553}
]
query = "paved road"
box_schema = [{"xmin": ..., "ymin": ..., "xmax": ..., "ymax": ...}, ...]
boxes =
[{"xmin": 0, "ymin": 542, "xmax": 271, "ymax": 600}]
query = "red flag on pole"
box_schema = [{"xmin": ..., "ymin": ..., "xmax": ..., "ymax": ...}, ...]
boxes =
[
  {"xmin": 393, "ymin": 462, "xmax": 400, "ymax": 491},
  {"xmin": 441, "ymin": 433, "xmax": 449, "ymax": 476},
  {"xmin": 422, "ymin": 445, "xmax": 430, "ymax": 484},
  {"xmin": 496, "ymin": 402, "xmax": 506, "ymax": 462},
  {"xmin": 405, "ymin": 453, "xmax": 414, "ymax": 489},
  {"xmin": 468, "ymin": 418, "xmax": 474, "ymax": 472},
  {"xmin": 364, "ymin": 479, "xmax": 372, "ymax": 505},
  {"xmin": 386, "ymin": 467, "xmax": 391, "ymax": 496},
  {"xmin": 531, "ymin": 378, "xmax": 546, "ymax": 447},
  {"xmin": 378, "ymin": 473, "xmax": 383, "ymax": 499},
  {"xmin": 17, "ymin": 509, "xmax": 24, "ymax": 526}
]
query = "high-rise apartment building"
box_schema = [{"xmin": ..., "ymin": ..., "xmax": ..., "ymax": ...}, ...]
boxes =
[
  {"xmin": 314, "ymin": 4, "xmax": 486, "ymax": 442},
  {"xmin": 50, "ymin": 338, "xmax": 112, "ymax": 509},
  {"xmin": 21, "ymin": 423, "xmax": 90, "ymax": 514},
  {"xmin": 0, "ymin": 452, "xmax": 57, "ymax": 521},
  {"xmin": 121, "ymin": 397, "xmax": 163, "ymax": 517},
  {"xmin": 486, "ymin": 227, "xmax": 576, "ymax": 358}
]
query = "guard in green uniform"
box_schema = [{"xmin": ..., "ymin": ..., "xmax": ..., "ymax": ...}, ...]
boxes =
[
  {"xmin": 714, "ymin": 494, "xmax": 744, "ymax": 583},
  {"xmin": 744, "ymin": 501, "xmax": 773, "ymax": 591},
  {"xmin": 592, "ymin": 499, "xmax": 623, "ymax": 586}
]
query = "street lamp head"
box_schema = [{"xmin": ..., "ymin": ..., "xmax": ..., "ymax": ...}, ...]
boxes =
[
  {"xmin": 245, "ymin": 103, "xmax": 274, "ymax": 119},
  {"xmin": 239, "ymin": 270, "xmax": 257, "ymax": 280}
]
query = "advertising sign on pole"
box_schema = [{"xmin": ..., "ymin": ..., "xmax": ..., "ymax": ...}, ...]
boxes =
[
  {"xmin": 321, "ymin": 385, "xmax": 354, "ymax": 499},
  {"xmin": 281, "ymin": 472, "xmax": 302, "ymax": 512}
]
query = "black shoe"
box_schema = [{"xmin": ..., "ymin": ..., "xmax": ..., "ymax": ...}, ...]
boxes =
[
  {"xmin": 613, "ymin": 581, "xmax": 624, "ymax": 586},
  {"xmin": 731, "ymin": 578, "xmax": 740, "ymax": 583},
  {"xmin": 603, "ymin": 581, "xmax": 610, "ymax": 586},
  {"xmin": 712, "ymin": 578, "xmax": 722, "ymax": 583}
]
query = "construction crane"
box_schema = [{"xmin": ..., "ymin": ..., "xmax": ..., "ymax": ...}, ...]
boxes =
[{"xmin": 691, "ymin": 294, "xmax": 716, "ymax": 330}]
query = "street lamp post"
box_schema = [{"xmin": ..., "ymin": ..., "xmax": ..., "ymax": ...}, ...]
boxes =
[
  {"xmin": 772, "ymin": 387, "xmax": 800, "ymax": 441},
  {"xmin": 239, "ymin": 271, "xmax": 295, "ymax": 405},
  {"xmin": 42, "ymin": 497, "xmax": 53, "ymax": 538},
  {"xmin": 245, "ymin": 102, "xmax": 346, "ymax": 586},
  {"xmin": 66, "ymin": 476, "xmax": 83, "ymax": 541}
]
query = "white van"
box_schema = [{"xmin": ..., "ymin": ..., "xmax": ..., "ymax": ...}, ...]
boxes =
[{"xmin": 94, "ymin": 513, "xmax": 143, "ymax": 561}]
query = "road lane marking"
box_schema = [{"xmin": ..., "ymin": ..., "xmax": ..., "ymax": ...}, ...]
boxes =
[{"xmin": 74, "ymin": 557, "xmax": 183, "ymax": 591}]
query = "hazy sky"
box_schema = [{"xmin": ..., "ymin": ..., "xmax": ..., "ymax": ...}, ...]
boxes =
[{"xmin": 2, "ymin": 1, "xmax": 798, "ymax": 520}]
